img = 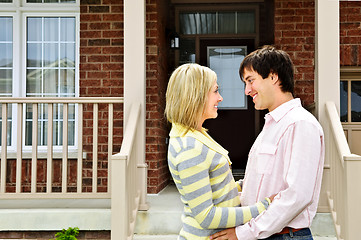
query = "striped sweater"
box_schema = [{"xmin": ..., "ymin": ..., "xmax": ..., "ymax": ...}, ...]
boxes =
[{"xmin": 167, "ymin": 123, "xmax": 270, "ymax": 240}]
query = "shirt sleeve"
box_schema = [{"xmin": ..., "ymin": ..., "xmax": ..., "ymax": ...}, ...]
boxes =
[
  {"xmin": 235, "ymin": 120, "xmax": 324, "ymax": 240},
  {"xmin": 177, "ymin": 143, "xmax": 271, "ymax": 229}
]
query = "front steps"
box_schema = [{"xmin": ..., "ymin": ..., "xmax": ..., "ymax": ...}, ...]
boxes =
[{"xmin": 134, "ymin": 184, "xmax": 337, "ymax": 240}]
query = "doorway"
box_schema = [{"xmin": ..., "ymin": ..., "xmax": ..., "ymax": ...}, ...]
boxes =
[
  {"xmin": 172, "ymin": 2, "xmax": 273, "ymax": 177},
  {"xmin": 199, "ymin": 39, "xmax": 256, "ymax": 177}
]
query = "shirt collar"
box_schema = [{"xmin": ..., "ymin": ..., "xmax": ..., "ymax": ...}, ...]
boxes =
[
  {"xmin": 267, "ymin": 98, "xmax": 301, "ymax": 123},
  {"xmin": 169, "ymin": 123, "xmax": 231, "ymax": 164}
]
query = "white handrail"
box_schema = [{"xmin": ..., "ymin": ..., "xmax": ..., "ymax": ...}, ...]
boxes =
[
  {"xmin": 111, "ymin": 102, "xmax": 144, "ymax": 240},
  {"xmin": 113, "ymin": 103, "xmax": 140, "ymax": 161},
  {"xmin": 325, "ymin": 101, "xmax": 351, "ymax": 159},
  {"xmin": 325, "ymin": 101, "xmax": 361, "ymax": 240}
]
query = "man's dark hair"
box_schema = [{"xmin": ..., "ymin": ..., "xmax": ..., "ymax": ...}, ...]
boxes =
[{"xmin": 239, "ymin": 45, "xmax": 294, "ymax": 95}]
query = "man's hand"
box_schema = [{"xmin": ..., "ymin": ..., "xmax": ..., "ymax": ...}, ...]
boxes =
[{"xmin": 210, "ymin": 228, "xmax": 237, "ymax": 240}]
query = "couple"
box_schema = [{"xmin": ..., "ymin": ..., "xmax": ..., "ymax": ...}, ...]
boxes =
[{"xmin": 165, "ymin": 45, "xmax": 325, "ymax": 240}]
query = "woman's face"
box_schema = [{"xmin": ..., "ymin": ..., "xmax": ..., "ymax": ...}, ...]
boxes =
[{"xmin": 200, "ymin": 81, "xmax": 223, "ymax": 125}]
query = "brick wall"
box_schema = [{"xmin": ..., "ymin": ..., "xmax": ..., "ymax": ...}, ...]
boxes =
[
  {"xmin": 80, "ymin": 0, "xmax": 124, "ymax": 192},
  {"xmin": 340, "ymin": 1, "xmax": 361, "ymax": 66},
  {"xmin": 81, "ymin": 0, "xmax": 170, "ymax": 194},
  {"xmin": 274, "ymin": 0, "xmax": 315, "ymax": 107},
  {"xmin": 145, "ymin": 0, "xmax": 171, "ymax": 193}
]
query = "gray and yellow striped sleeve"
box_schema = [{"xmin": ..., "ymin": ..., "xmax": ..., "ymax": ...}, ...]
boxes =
[{"xmin": 174, "ymin": 139, "xmax": 270, "ymax": 229}]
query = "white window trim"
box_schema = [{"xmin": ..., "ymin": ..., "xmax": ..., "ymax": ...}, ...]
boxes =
[{"xmin": 1, "ymin": 1, "xmax": 80, "ymax": 157}]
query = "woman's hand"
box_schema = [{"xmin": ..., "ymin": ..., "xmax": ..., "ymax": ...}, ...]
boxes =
[
  {"xmin": 210, "ymin": 228, "xmax": 237, "ymax": 240},
  {"xmin": 269, "ymin": 193, "xmax": 277, "ymax": 202}
]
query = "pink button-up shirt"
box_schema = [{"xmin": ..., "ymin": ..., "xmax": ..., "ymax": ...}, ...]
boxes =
[{"xmin": 235, "ymin": 98, "xmax": 325, "ymax": 240}]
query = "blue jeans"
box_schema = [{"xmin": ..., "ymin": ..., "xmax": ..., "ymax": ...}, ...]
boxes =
[{"xmin": 263, "ymin": 228, "xmax": 313, "ymax": 240}]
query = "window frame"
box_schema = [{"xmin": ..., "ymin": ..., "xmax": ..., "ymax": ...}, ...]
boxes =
[
  {"xmin": 0, "ymin": 0, "xmax": 80, "ymax": 154},
  {"xmin": 175, "ymin": 4, "xmax": 259, "ymax": 65},
  {"xmin": 340, "ymin": 66, "xmax": 361, "ymax": 124}
]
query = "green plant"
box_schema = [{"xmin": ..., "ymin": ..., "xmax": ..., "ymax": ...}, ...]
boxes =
[{"xmin": 52, "ymin": 227, "xmax": 79, "ymax": 240}]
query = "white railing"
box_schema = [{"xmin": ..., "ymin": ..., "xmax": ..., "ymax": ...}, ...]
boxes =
[
  {"xmin": 0, "ymin": 97, "xmax": 148, "ymax": 239},
  {"xmin": 0, "ymin": 97, "xmax": 123, "ymax": 198},
  {"xmin": 325, "ymin": 101, "xmax": 361, "ymax": 240},
  {"xmin": 111, "ymin": 102, "xmax": 148, "ymax": 240}
]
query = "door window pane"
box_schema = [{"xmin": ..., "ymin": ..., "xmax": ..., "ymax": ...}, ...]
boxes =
[
  {"xmin": 237, "ymin": 12, "xmax": 255, "ymax": 34},
  {"xmin": 218, "ymin": 12, "xmax": 235, "ymax": 34},
  {"xmin": 26, "ymin": 17, "xmax": 76, "ymax": 146},
  {"xmin": 199, "ymin": 13, "xmax": 216, "ymax": 35},
  {"xmin": 208, "ymin": 46, "xmax": 247, "ymax": 109},
  {"xmin": 0, "ymin": 0, "xmax": 12, "ymax": 2},
  {"xmin": 340, "ymin": 81, "xmax": 348, "ymax": 122},
  {"xmin": 180, "ymin": 11, "xmax": 255, "ymax": 35},
  {"xmin": 351, "ymin": 81, "xmax": 361, "ymax": 122},
  {"xmin": 180, "ymin": 12, "xmax": 217, "ymax": 35}
]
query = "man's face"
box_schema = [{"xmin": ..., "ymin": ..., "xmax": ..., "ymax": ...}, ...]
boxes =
[{"xmin": 243, "ymin": 68, "xmax": 277, "ymax": 112}]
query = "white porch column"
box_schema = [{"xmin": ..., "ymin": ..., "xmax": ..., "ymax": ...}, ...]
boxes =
[
  {"xmin": 315, "ymin": 0, "xmax": 340, "ymax": 122},
  {"xmin": 124, "ymin": 0, "xmax": 148, "ymax": 210},
  {"xmin": 314, "ymin": 0, "xmax": 340, "ymax": 212}
]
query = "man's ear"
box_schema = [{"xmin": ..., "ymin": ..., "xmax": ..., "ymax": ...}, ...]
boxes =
[{"xmin": 270, "ymin": 72, "xmax": 279, "ymax": 85}]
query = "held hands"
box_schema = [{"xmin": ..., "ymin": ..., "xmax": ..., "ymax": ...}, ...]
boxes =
[
  {"xmin": 269, "ymin": 193, "xmax": 277, "ymax": 202},
  {"xmin": 210, "ymin": 228, "xmax": 237, "ymax": 240},
  {"xmin": 210, "ymin": 193, "xmax": 277, "ymax": 240}
]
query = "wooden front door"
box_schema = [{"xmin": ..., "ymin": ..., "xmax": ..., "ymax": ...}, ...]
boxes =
[{"xmin": 200, "ymin": 39, "xmax": 257, "ymax": 177}]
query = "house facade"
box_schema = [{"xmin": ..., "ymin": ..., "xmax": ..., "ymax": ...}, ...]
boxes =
[{"xmin": 0, "ymin": 0, "xmax": 360, "ymax": 239}]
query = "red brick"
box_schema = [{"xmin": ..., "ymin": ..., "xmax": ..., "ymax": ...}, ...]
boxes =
[
  {"xmin": 80, "ymin": 46, "xmax": 102, "ymax": 54},
  {"xmin": 81, "ymin": 31, "xmax": 102, "ymax": 38},
  {"xmin": 88, "ymin": 39, "xmax": 111, "ymax": 47},
  {"xmin": 81, "ymin": 14, "xmax": 102, "ymax": 21},
  {"xmin": 103, "ymin": 14, "xmax": 122, "ymax": 21},
  {"xmin": 103, "ymin": 0, "xmax": 123, "ymax": 4},
  {"xmin": 89, "ymin": 6, "xmax": 109, "ymax": 13},
  {"xmin": 88, "ymin": 55, "xmax": 110, "ymax": 63}
]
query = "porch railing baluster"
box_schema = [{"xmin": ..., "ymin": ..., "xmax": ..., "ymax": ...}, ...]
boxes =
[
  {"xmin": 47, "ymin": 103, "xmax": 53, "ymax": 193},
  {"xmin": 62, "ymin": 103, "xmax": 68, "ymax": 193},
  {"xmin": 31, "ymin": 103, "xmax": 38, "ymax": 193},
  {"xmin": 92, "ymin": 103, "xmax": 98, "ymax": 193},
  {"xmin": 16, "ymin": 103, "xmax": 23, "ymax": 193},
  {"xmin": 1, "ymin": 103, "xmax": 7, "ymax": 193},
  {"xmin": 108, "ymin": 103, "xmax": 113, "ymax": 193},
  {"xmin": 77, "ymin": 103, "xmax": 83, "ymax": 193}
]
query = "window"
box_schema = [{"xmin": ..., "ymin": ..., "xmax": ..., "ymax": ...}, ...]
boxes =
[
  {"xmin": 179, "ymin": 11, "xmax": 255, "ymax": 35},
  {"xmin": 0, "ymin": 0, "xmax": 79, "ymax": 150},
  {"xmin": 208, "ymin": 46, "xmax": 247, "ymax": 109},
  {"xmin": 0, "ymin": 17, "xmax": 13, "ymax": 146},
  {"xmin": 176, "ymin": 6, "xmax": 259, "ymax": 66},
  {"xmin": 340, "ymin": 67, "xmax": 361, "ymax": 122}
]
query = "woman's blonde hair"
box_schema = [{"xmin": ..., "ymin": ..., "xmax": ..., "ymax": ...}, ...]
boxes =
[{"xmin": 165, "ymin": 63, "xmax": 217, "ymax": 132}]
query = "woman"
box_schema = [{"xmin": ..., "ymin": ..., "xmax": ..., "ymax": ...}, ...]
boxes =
[{"xmin": 165, "ymin": 63, "xmax": 272, "ymax": 240}]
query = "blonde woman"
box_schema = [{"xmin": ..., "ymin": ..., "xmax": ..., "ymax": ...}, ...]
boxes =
[{"xmin": 165, "ymin": 63, "xmax": 273, "ymax": 240}]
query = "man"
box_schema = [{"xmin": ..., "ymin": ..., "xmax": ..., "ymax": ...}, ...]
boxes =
[{"xmin": 210, "ymin": 45, "xmax": 325, "ymax": 240}]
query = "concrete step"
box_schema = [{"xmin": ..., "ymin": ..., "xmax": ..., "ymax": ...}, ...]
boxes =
[
  {"xmin": 133, "ymin": 236, "xmax": 336, "ymax": 240},
  {"xmin": 135, "ymin": 184, "xmax": 336, "ymax": 239}
]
